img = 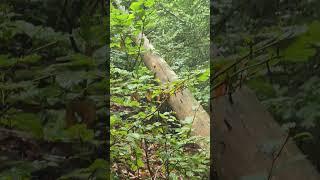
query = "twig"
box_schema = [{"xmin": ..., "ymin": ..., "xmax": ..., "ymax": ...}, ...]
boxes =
[
  {"xmin": 133, "ymin": 17, "xmax": 146, "ymax": 70},
  {"xmin": 120, "ymin": 34, "xmax": 130, "ymax": 68},
  {"xmin": 164, "ymin": 132, "xmax": 170, "ymax": 179},
  {"xmin": 27, "ymin": 41, "xmax": 59, "ymax": 54},
  {"xmin": 124, "ymin": 94, "xmax": 169, "ymax": 133},
  {"xmin": 211, "ymin": 55, "xmax": 281, "ymax": 99},
  {"xmin": 141, "ymin": 94, "xmax": 170, "ymax": 122},
  {"xmin": 212, "ymin": 39, "xmax": 280, "ymax": 81},
  {"xmin": 267, "ymin": 132, "xmax": 290, "ymax": 180},
  {"xmin": 143, "ymin": 138, "xmax": 154, "ymax": 177},
  {"xmin": 187, "ymin": 104, "xmax": 201, "ymax": 136},
  {"xmin": 153, "ymin": 165, "xmax": 162, "ymax": 180},
  {"xmin": 0, "ymin": 104, "xmax": 12, "ymax": 119}
]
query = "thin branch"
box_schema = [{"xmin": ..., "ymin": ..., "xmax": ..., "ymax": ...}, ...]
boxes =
[
  {"xmin": 141, "ymin": 94, "xmax": 170, "ymax": 122},
  {"xmin": 143, "ymin": 138, "xmax": 154, "ymax": 177},
  {"xmin": 212, "ymin": 39, "xmax": 280, "ymax": 81},
  {"xmin": 267, "ymin": 132, "xmax": 290, "ymax": 180},
  {"xmin": 0, "ymin": 104, "xmax": 13, "ymax": 119},
  {"xmin": 27, "ymin": 41, "xmax": 59, "ymax": 54},
  {"xmin": 187, "ymin": 103, "xmax": 201, "ymax": 137},
  {"xmin": 211, "ymin": 55, "xmax": 281, "ymax": 97},
  {"xmin": 133, "ymin": 17, "xmax": 146, "ymax": 70},
  {"xmin": 120, "ymin": 34, "xmax": 131, "ymax": 69}
]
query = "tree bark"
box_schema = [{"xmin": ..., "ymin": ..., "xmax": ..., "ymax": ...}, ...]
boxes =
[
  {"xmin": 213, "ymin": 86, "xmax": 320, "ymax": 180},
  {"xmin": 137, "ymin": 34, "xmax": 210, "ymax": 139}
]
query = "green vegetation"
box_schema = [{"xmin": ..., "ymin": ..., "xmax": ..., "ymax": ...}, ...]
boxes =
[
  {"xmin": 111, "ymin": 0, "xmax": 210, "ymax": 179},
  {"xmin": 0, "ymin": 1, "xmax": 107, "ymax": 179}
]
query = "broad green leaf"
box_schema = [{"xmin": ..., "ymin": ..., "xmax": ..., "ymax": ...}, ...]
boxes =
[
  {"xmin": 66, "ymin": 124, "xmax": 94, "ymax": 142},
  {"xmin": 198, "ymin": 68, "xmax": 209, "ymax": 81},
  {"xmin": 10, "ymin": 113, "xmax": 43, "ymax": 138},
  {"xmin": 130, "ymin": 2, "xmax": 143, "ymax": 11},
  {"xmin": 0, "ymin": 54, "xmax": 16, "ymax": 68},
  {"xmin": 20, "ymin": 54, "xmax": 41, "ymax": 64},
  {"xmin": 283, "ymin": 21, "xmax": 320, "ymax": 62}
]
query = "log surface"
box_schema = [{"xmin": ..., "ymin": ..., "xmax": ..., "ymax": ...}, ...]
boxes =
[
  {"xmin": 213, "ymin": 86, "xmax": 320, "ymax": 180},
  {"xmin": 138, "ymin": 34, "xmax": 210, "ymax": 138}
]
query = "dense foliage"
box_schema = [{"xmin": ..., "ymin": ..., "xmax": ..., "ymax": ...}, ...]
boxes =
[
  {"xmin": 111, "ymin": 0, "xmax": 210, "ymax": 179},
  {"xmin": 0, "ymin": 1, "xmax": 108, "ymax": 179}
]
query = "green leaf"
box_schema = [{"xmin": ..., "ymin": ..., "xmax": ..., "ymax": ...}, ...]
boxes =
[
  {"xmin": 137, "ymin": 158, "xmax": 144, "ymax": 167},
  {"xmin": 66, "ymin": 124, "xmax": 94, "ymax": 142},
  {"xmin": 55, "ymin": 71, "xmax": 86, "ymax": 89},
  {"xmin": 10, "ymin": 113, "xmax": 43, "ymax": 138},
  {"xmin": 128, "ymin": 133, "xmax": 141, "ymax": 140},
  {"xmin": 283, "ymin": 21, "xmax": 320, "ymax": 62},
  {"xmin": 296, "ymin": 103, "xmax": 320, "ymax": 128},
  {"xmin": 145, "ymin": 0, "xmax": 155, "ymax": 7},
  {"xmin": 153, "ymin": 122, "xmax": 161, "ymax": 126},
  {"xmin": 111, "ymin": 115, "xmax": 121, "ymax": 127},
  {"xmin": 198, "ymin": 68, "xmax": 209, "ymax": 82},
  {"xmin": 130, "ymin": 2, "xmax": 143, "ymax": 11},
  {"xmin": 293, "ymin": 132, "xmax": 313, "ymax": 141},
  {"xmin": 20, "ymin": 54, "xmax": 41, "ymax": 64},
  {"xmin": 0, "ymin": 54, "xmax": 16, "ymax": 68},
  {"xmin": 88, "ymin": 159, "xmax": 108, "ymax": 171}
]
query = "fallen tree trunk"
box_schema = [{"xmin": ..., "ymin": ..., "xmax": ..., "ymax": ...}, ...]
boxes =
[
  {"xmin": 137, "ymin": 34, "xmax": 210, "ymax": 139},
  {"xmin": 213, "ymin": 86, "xmax": 320, "ymax": 180}
]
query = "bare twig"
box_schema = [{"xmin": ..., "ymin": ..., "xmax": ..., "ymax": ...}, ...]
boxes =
[
  {"xmin": 267, "ymin": 132, "xmax": 290, "ymax": 180},
  {"xmin": 141, "ymin": 94, "xmax": 170, "ymax": 122},
  {"xmin": 187, "ymin": 104, "xmax": 201, "ymax": 136},
  {"xmin": 27, "ymin": 41, "xmax": 59, "ymax": 54},
  {"xmin": 211, "ymin": 55, "xmax": 281, "ymax": 99},
  {"xmin": 212, "ymin": 39, "xmax": 280, "ymax": 81},
  {"xmin": 133, "ymin": 17, "xmax": 146, "ymax": 70},
  {"xmin": 143, "ymin": 138, "xmax": 154, "ymax": 177}
]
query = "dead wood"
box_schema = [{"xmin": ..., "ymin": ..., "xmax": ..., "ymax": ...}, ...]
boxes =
[{"xmin": 213, "ymin": 86, "xmax": 320, "ymax": 180}]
